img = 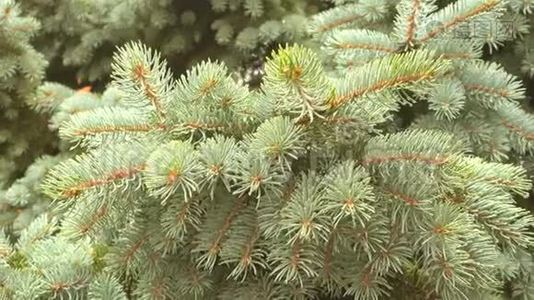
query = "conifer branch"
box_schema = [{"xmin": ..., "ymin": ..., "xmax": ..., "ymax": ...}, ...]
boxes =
[
  {"xmin": 496, "ymin": 102, "xmax": 534, "ymax": 154},
  {"xmin": 363, "ymin": 130, "xmax": 466, "ymax": 170},
  {"xmin": 405, "ymin": 0, "xmax": 422, "ymax": 45},
  {"xmin": 362, "ymin": 153, "xmax": 449, "ymax": 166},
  {"xmin": 328, "ymin": 50, "xmax": 448, "ymax": 109},
  {"xmin": 208, "ymin": 198, "xmax": 247, "ymax": 255},
  {"xmin": 308, "ymin": 4, "xmax": 368, "ymax": 34},
  {"xmin": 111, "ymin": 42, "xmax": 175, "ymax": 122},
  {"xmin": 193, "ymin": 196, "xmax": 248, "ymax": 271},
  {"xmin": 43, "ymin": 144, "xmax": 150, "ymax": 200},
  {"xmin": 385, "ymin": 189, "xmax": 420, "ymax": 206},
  {"xmin": 393, "ymin": 0, "xmax": 436, "ymax": 47},
  {"xmin": 59, "ymin": 106, "xmax": 168, "ymax": 147},
  {"xmin": 60, "ymin": 164, "xmax": 145, "ymax": 199},
  {"xmin": 77, "ymin": 204, "xmax": 108, "ymax": 236}
]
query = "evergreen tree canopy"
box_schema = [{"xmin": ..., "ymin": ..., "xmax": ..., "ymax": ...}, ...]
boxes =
[{"xmin": 2, "ymin": 0, "xmax": 534, "ymax": 299}]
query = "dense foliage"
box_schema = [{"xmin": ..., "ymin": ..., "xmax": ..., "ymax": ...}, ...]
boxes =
[{"xmin": 3, "ymin": 0, "xmax": 534, "ymax": 299}]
